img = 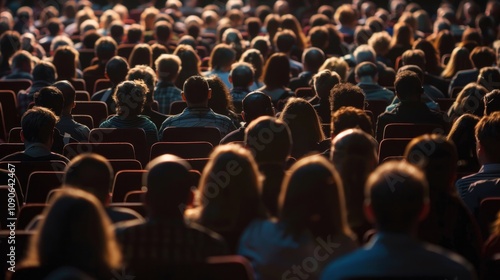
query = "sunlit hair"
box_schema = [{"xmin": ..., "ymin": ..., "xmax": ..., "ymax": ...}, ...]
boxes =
[
  {"xmin": 209, "ymin": 43, "xmax": 236, "ymax": 71},
  {"xmin": 441, "ymin": 47, "xmax": 473, "ymax": 79},
  {"xmin": 206, "ymin": 75, "xmax": 235, "ymax": 113},
  {"xmin": 128, "ymin": 43, "xmax": 152, "ymax": 68},
  {"xmin": 279, "ymin": 155, "xmax": 354, "ymax": 240},
  {"xmin": 113, "ymin": 80, "xmax": 148, "ymax": 116},
  {"xmin": 281, "ymin": 14, "xmax": 307, "ymax": 51},
  {"xmin": 196, "ymin": 144, "xmax": 267, "ymax": 234},
  {"xmin": 240, "ymin": 48, "xmax": 264, "ymax": 82},
  {"xmin": 449, "ymin": 83, "xmax": 488, "ymax": 119},
  {"xmin": 319, "ymin": 57, "xmax": 349, "ymax": 82},
  {"xmin": 390, "ymin": 22, "xmax": 414, "ymax": 48},
  {"xmin": 21, "ymin": 188, "xmax": 121, "ymax": 276}
]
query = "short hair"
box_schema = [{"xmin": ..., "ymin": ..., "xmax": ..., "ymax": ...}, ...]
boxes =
[
  {"xmin": 330, "ymin": 83, "xmax": 366, "ymax": 112},
  {"xmin": 0, "ymin": 31, "xmax": 21, "ymax": 59},
  {"xmin": 308, "ymin": 26, "xmax": 329, "ymax": 50},
  {"xmin": 155, "ymin": 54, "xmax": 181, "ymax": 81},
  {"xmin": 366, "ymin": 161, "xmax": 428, "ymax": 232},
  {"xmin": 32, "ymin": 61, "xmax": 57, "ymax": 82},
  {"xmin": 242, "ymin": 91, "xmax": 274, "ymax": 123},
  {"xmin": 126, "ymin": 65, "xmax": 157, "ymax": 103},
  {"xmin": 46, "ymin": 17, "xmax": 61, "ymax": 36},
  {"xmin": 183, "ymin": 76, "xmax": 210, "ymax": 104},
  {"xmin": 245, "ymin": 116, "xmax": 292, "ymax": 164},
  {"xmin": 94, "ymin": 36, "xmax": 117, "ymax": 61},
  {"xmin": 331, "ymin": 106, "xmax": 373, "ymax": 136},
  {"xmin": 470, "ymin": 47, "xmax": 496, "ymax": 69},
  {"xmin": 230, "ymin": 62, "xmax": 254, "ymax": 88},
  {"xmin": 302, "ymin": 47, "xmax": 325, "ymax": 73},
  {"xmin": 401, "ymin": 49, "xmax": 426, "ymax": 71},
  {"xmin": 127, "ymin": 24, "xmax": 143, "ymax": 43},
  {"xmin": 313, "ymin": 69, "xmax": 341, "ymax": 100},
  {"xmin": 354, "ymin": 26, "xmax": 373, "ymax": 45},
  {"xmin": 63, "ymin": 153, "xmax": 114, "ymax": 204},
  {"xmin": 21, "ymin": 107, "xmax": 58, "ymax": 144},
  {"xmin": 475, "ymin": 112, "xmax": 500, "ymax": 163},
  {"xmin": 34, "ymin": 86, "xmax": 64, "ymax": 116},
  {"xmin": 355, "ymin": 61, "xmax": 378, "ymax": 79},
  {"xmin": 394, "ymin": 70, "xmax": 423, "ymax": 101},
  {"xmin": 105, "ymin": 56, "xmax": 129, "ymax": 86},
  {"xmin": 485, "ymin": 89, "xmax": 500, "ymax": 115},
  {"xmin": 368, "ymin": 31, "xmax": 391, "ymax": 56},
  {"xmin": 9, "ymin": 50, "xmax": 33, "ymax": 70},
  {"xmin": 154, "ymin": 21, "xmax": 172, "ymax": 42},
  {"xmin": 353, "ymin": 44, "xmax": 376, "ymax": 64},
  {"xmin": 274, "ymin": 29, "xmax": 296, "ymax": 53},
  {"xmin": 53, "ymin": 80, "xmax": 76, "ymax": 109},
  {"xmin": 334, "ymin": 4, "xmax": 357, "ymax": 26},
  {"xmin": 209, "ymin": 44, "xmax": 236, "ymax": 71},
  {"xmin": 113, "ymin": 80, "xmax": 148, "ymax": 117}
]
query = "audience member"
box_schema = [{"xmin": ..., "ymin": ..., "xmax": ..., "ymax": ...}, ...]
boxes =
[
  {"xmin": 53, "ymin": 80, "xmax": 90, "ymax": 141},
  {"xmin": 153, "ymin": 54, "xmax": 182, "ymax": 114},
  {"xmin": 203, "ymin": 43, "xmax": 236, "ymax": 89},
  {"xmin": 1, "ymin": 50, "xmax": 33, "ymax": 80},
  {"xmin": 258, "ymin": 52, "xmax": 293, "ymax": 110},
  {"xmin": 449, "ymin": 46, "xmax": 496, "ymax": 93},
  {"xmin": 17, "ymin": 61, "xmax": 57, "ymax": 115},
  {"xmin": 484, "ymin": 89, "xmax": 500, "ymax": 115},
  {"xmin": 206, "ymin": 75, "xmax": 240, "ymax": 128},
  {"xmin": 330, "ymin": 107, "xmax": 374, "ymax": 138},
  {"xmin": 83, "ymin": 36, "xmax": 117, "ymax": 93},
  {"xmin": 289, "ymin": 47, "xmax": 325, "ymax": 92},
  {"xmin": 228, "ymin": 62, "xmax": 254, "ymax": 103},
  {"xmin": 447, "ymin": 114, "xmax": 481, "ymax": 173},
  {"xmin": 312, "ymin": 69, "xmax": 342, "ymax": 123},
  {"xmin": 355, "ymin": 61, "xmax": 394, "ymax": 103},
  {"xmin": 91, "ymin": 56, "xmax": 129, "ymax": 114},
  {"xmin": 330, "ymin": 83, "xmax": 366, "ymax": 113}
]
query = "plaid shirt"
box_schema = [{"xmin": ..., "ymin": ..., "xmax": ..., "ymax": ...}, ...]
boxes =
[
  {"xmin": 153, "ymin": 81, "xmax": 183, "ymax": 114},
  {"xmin": 230, "ymin": 87, "xmax": 251, "ymax": 103},
  {"xmin": 159, "ymin": 107, "xmax": 236, "ymax": 139}
]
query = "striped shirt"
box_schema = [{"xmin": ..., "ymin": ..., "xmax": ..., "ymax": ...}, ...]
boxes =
[
  {"xmin": 455, "ymin": 164, "xmax": 500, "ymax": 199},
  {"xmin": 159, "ymin": 107, "xmax": 236, "ymax": 139},
  {"xmin": 153, "ymin": 81, "xmax": 183, "ymax": 114}
]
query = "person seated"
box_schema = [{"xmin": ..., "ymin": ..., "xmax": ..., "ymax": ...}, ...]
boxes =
[
  {"xmin": 159, "ymin": 76, "xmax": 236, "ymax": 138},
  {"xmin": 99, "ymin": 80, "xmax": 158, "ymax": 146},
  {"xmin": 257, "ymin": 53, "xmax": 294, "ymax": 110},
  {"xmin": 484, "ymin": 89, "xmax": 500, "ymax": 115},
  {"xmin": 116, "ymin": 154, "xmax": 228, "ymax": 276},
  {"xmin": 53, "ymin": 80, "xmax": 90, "ymax": 141},
  {"xmin": 355, "ymin": 61, "xmax": 394, "ymax": 103},
  {"xmin": 17, "ymin": 61, "xmax": 56, "ymax": 115},
  {"xmin": 83, "ymin": 36, "xmax": 117, "ymax": 94},
  {"xmin": 320, "ymin": 161, "xmax": 476, "ymax": 280},
  {"xmin": 312, "ymin": 69, "xmax": 342, "ymax": 123},
  {"xmin": 273, "ymin": 29, "xmax": 303, "ymax": 77},
  {"xmin": 447, "ymin": 114, "xmax": 481, "ymax": 173},
  {"xmin": 1, "ymin": 107, "xmax": 69, "ymax": 163},
  {"xmin": 289, "ymin": 47, "xmax": 325, "ymax": 92},
  {"xmin": 18, "ymin": 188, "xmax": 121, "ymax": 279},
  {"xmin": 238, "ymin": 155, "xmax": 358, "ymax": 280},
  {"xmin": 203, "ymin": 44, "xmax": 236, "ymax": 89},
  {"xmin": 153, "ymin": 54, "xmax": 182, "ymax": 114},
  {"xmin": 400, "ymin": 49, "xmax": 445, "ymax": 100},
  {"xmin": 1, "ymin": 50, "xmax": 33, "ymax": 81},
  {"xmin": 229, "ymin": 62, "xmax": 254, "ymax": 104},
  {"xmin": 449, "ymin": 46, "xmax": 496, "ymax": 93},
  {"xmin": 330, "ymin": 107, "xmax": 374, "ymax": 138},
  {"xmin": 330, "ymin": 83, "xmax": 366, "ymax": 113},
  {"xmin": 376, "ymin": 70, "xmax": 446, "ymax": 141},
  {"xmin": 346, "ymin": 44, "xmax": 395, "ymax": 88},
  {"xmin": 220, "ymin": 91, "xmax": 274, "ymax": 144},
  {"xmin": 91, "ymin": 56, "xmax": 129, "ymax": 114},
  {"xmin": 245, "ymin": 116, "xmax": 292, "ymax": 217}
]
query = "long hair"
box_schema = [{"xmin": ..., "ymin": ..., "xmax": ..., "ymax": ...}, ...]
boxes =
[
  {"xmin": 240, "ymin": 48, "xmax": 264, "ymax": 82},
  {"xmin": 262, "ymin": 52, "xmax": 290, "ymax": 89},
  {"xmin": 441, "ymin": 47, "xmax": 473, "ymax": 79},
  {"xmin": 413, "ymin": 39, "xmax": 441, "ymax": 75},
  {"xmin": 21, "ymin": 188, "xmax": 121, "ymax": 277},
  {"xmin": 281, "ymin": 14, "xmax": 307, "ymax": 52},
  {"xmin": 390, "ymin": 22, "xmax": 413, "ymax": 48},
  {"xmin": 279, "ymin": 155, "xmax": 353, "ymax": 240},
  {"xmin": 52, "ymin": 46, "xmax": 77, "ymax": 80},
  {"xmin": 128, "ymin": 43, "xmax": 152, "ymax": 68},
  {"xmin": 206, "ymin": 75, "xmax": 235, "ymax": 113},
  {"xmin": 173, "ymin": 44, "xmax": 201, "ymax": 89}
]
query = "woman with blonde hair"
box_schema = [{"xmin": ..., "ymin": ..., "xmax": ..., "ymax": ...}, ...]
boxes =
[
  {"xmin": 188, "ymin": 144, "xmax": 267, "ymax": 252},
  {"xmin": 319, "ymin": 57, "xmax": 349, "ymax": 82},
  {"xmin": 18, "ymin": 188, "xmax": 121, "ymax": 279},
  {"xmin": 238, "ymin": 155, "xmax": 357, "ymax": 280},
  {"xmin": 441, "ymin": 47, "xmax": 473, "ymax": 80},
  {"xmin": 385, "ymin": 22, "xmax": 414, "ymax": 68}
]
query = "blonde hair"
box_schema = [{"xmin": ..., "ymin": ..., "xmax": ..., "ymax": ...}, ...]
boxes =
[{"xmin": 319, "ymin": 57, "xmax": 349, "ymax": 82}]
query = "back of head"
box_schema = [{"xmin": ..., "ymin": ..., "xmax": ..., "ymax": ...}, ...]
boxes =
[
  {"xmin": 330, "ymin": 83, "xmax": 366, "ymax": 111},
  {"xmin": 263, "ymin": 52, "xmax": 290, "ymax": 88},
  {"xmin": 365, "ymin": 161, "xmax": 429, "ymax": 233},
  {"xmin": 128, "ymin": 44, "xmax": 152, "ymax": 68},
  {"xmin": 274, "ymin": 29, "xmax": 296, "ymax": 53},
  {"xmin": 476, "ymin": 112, "xmax": 500, "ymax": 163},
  {"xmin": 34, "ymin": 86, "xmax": 64, "ymax": 116},
  {"xmin": 183, "ymin": 75, "xmax": 210, "ymax": 105},
  {"xmin": 230, "ymin": 62, "xmax": 254, "ymax": 88},
  {"xmin": 394, "ymin": 69, "xmax": 423, "ymax": 101},
  {"xmin": 302, "ymin": 47, "xmax": 325, "ymax": 73},
  {"xmin": 154, "ymin": 21, "xmax": 172, "ymax": 42},
  {"xmin": 401, "ymin": 49, "xmax": 426, "ymax": 71},
  {"xmin": 470, "ymin": 46, "xmax": 496, "ymax": 69},
  {"xmin": 53, "ymin": 80, "xmax": 76, "ymax": 109},
  {"xmin": 485, "ymin": 89, "xmax": 500, "ymax": 115},
  {"xmin": 155, "ymin": 54, "xmax": 181, "ymax": 82},
  {"xmin": 105, "ymin": 56, "xmax": 129, "ymax": 86},
  {"xmin": 21, "ymin": 107, "xmax": 57, "ymax": 145},
  {"xmin": 245, "ymin": 116, "xmax": 291, "ymax": 164},
  {"xmin": 94, "ymin": 36, "xmax": 117, "ymax": 62},
  {"xmin": 279, "ymin": 155, "xmax": 350, "ymax": 239},
  {"xmin": 32, "ymin": 61, "xmax": 57, "ymax": 83},
  {"xmin": 331, "ymin": 106, "xmax": 374, "ymax": 137},
  {"xmin": 63, "ymin": 153, "xmax": 113, "ymax": 204},
  {"xmin": 126, "ymin": 65, "xmax": 157, "ymax": 102},
  {"xmin": 477, "ymin": 67, "xmax": 500, "ymax": 91},
  {"xmin": 447, "ymin": 113, "xmax": 480, "ymax": 166},
  {"xmin": 331, "ymin": 128, "xmax": 378, "ymax": 174},
  {"xmin": 242, "ymin": 91, "xmax": 274, "ymax": 123},
  {"xmin": 113, "ymin": 80, "xmax": 147, "ymax": 117},
  {"xmin": 405, "ymin": 134, "xmax": 458, "ymax": 194},
  {"xmin": 10, "ymin": 50, "xmax": 33, "ymax": 71},
  {"xmin": 209, "ymin": 43, "xmax": 236, "ymax": 71},
  {"xmin": 144, "ymin": 154, "xmax": 192, "ymax": 217},
  {"xmin": 353, "ymin": 44, "xmax": 376, "ymax": 64},
  {"xmin": 355, "ymin": 61, "xmax": 378, "ymax": 80},
  {"xmin": 313, "ymin": 70, "xmax": 341, "ymax": 100}
]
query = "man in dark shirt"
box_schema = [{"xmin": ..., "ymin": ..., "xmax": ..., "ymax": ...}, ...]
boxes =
[
  {"xmin": 376, "ymin": 70, "xmax": 447, "ymax": 140},
  {"xmin": 17, "ymin": 61, "xmax": 56, "ymax": 115},
  {"xmin": 83, "ymin": 36, "xmax": 117, "ymax": 93},
  {"xmin": 91, "ymin": 56, "xmax": 129, "ymax": 114},
  {"xmin": 116, "ymin": 154, "xmax": 228, "ymax": 277},
  {"xmin": 229, "ymin": 62, "xmax": 254, "ymax": 105},
  {"xmin": 53, "ymin": 80, "xmax": 90, "ymax": 141},
  {"xmin": 289, "ymin": 47, "xmax": 325, "ymax": 92}
]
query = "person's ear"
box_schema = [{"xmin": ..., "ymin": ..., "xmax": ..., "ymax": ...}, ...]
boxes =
[
  {"xmin": 228, "ymin": 75, "xmax": 233, "ymax": 84},
  {"xmin": 20, "ymin": 130, "xmax": 25, "ymax": 142},
  {"xmin": 207, "ymin": 88, "xmax": 212, "ymax": 100},
  {"xmin": 186, "ymin": 189, "xmax": 195, "ymax": 207},
  {"xmin": 418, "ymin": 198, "xmax": 430, "ymax": 222},
  {"xmin": 106, "ymin": 193, "xmax": 112, "ymax": 205},
  {"xmin": 364, "ymin": 201, "xmax": 376, "ymax": 224},
  {"xmin": 181, "ymin": 91, "xmax": 186, "ymax": 101},
  {"xmin": 72, "ymin": 101, "xmax": 76, "ymax": 109},
  {"xmin": 241, "ymin": 111, "xmax": 246, "ymax": 121}
]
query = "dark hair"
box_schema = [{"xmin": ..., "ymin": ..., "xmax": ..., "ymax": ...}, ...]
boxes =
[
  {"xmin": 128, "ymin": 44, "xmax": 152, "ymax": 68},
  {"xmin": 470, "ymin": 46, "xmax": 496, "ymax": 69},
  {"xmin": 434, "ymin": 30, "xmax": 455, "ymax": 58},
  {"xmin": 394, "ymin": 70, "xmax": 423, "ymax": 101},
  {"xmin": 447, "ymin": 113, "xmax": 480, "ymax": 170},
  {"xmin": 52, "ymin": 46, "xmax": 77, "ymax": 80},
  {"xmin": 401, "ymin": 49, "xmax": 426, "ymax": 71},
  {"xmin": 154, "ymin": 21, "xmax": 172, "ymax": 42},
  {"xmin": 245, "ymin": 116, "xmax": 291, "ymax": 164},
  {"xmin": 183, "ymin": 76, "xmax": 210, "ymax": 104},
  {"xmin": 485, "ymin": 89, "xmax": 500, "ymax": 115},
  {"xmin": 331, "ymin": 107, "xmax": 373, "ymax": 136},
  {"xmin": 308, "ymin": 26, "xmax": 329, "ymax": 50},
  {"xmin": 173, "ymin": 44, "xmax": 201, "ymax": 89},
  {"xmin": 355, "ymin": 61, "xmax": 378, "ymax": 79},
  {"xmin": 274, "ymin": 29, "xmax": 296, "ymax": 53},
  {"xmin": 207, "ymin": 75, "xmax": 234, "ymax": 113},
  {"xmin": 230, "ymin": 62, "xmax": 254, "ymax": 88},
  {"xmin": 34, "ymin": 86, "xmax": 64, "ymax": 116},
  {"xmin": 245, "ymin": 17, "xmax": 261, "ymax": 39},
  {"xmin": 53, "ymin": 80, "xmax": 76, "ymax": 109},
  {"xmin": 262, "ymin": 53, "xmax": 290, "ymax": 89},
  {"xmin": 477, "ymin": 67, "xmax": 500, "ymax": 91},
  {"xmin": 242, "ymin": 91, "xmax": 274, "ymax": 123},
  {"xmin": 113, "ymin": 80, "xmax": 148, "ymax": 117},
  {"xmin": 94, "ymin": 36, "xmax": 117, "ymax": 62},
  {"xmin": 240, "ymin": 49, "xmax": 264, "ymax": 82},
  {"xmin": 0, "ymin": 31, "xmax": 21, "ymax": 62},
  {"xmin": 476, "ymin": 112, "xmax": 500, "ymax": 163},
  {"xmin": 106, "ymin": 56, "xmax": 129, "ymax": 86},
  {"xmin": 46, "ymin": 17, "xmax": 61, "ymax": 36},
  {"xmin": 32, "ymin": 61, "xmax": 57, "ymax": 83},
  {"xmin": 303, "ymin": 47, "xmax": 325, "ymax": 73},
  {"xmin": 21, "ymin": 107, "xmax": 58, "ymax": 144},
  {"xmin": 209, "ymin": 44, "xmax": 236, "ymax": 71},
  {"xmin": 127, "ymin": 24, "xmax": 143, "ymax": 44},
  {"xmin": 329, "ymin": 83, "xmax": 366, "ymax": 112}
]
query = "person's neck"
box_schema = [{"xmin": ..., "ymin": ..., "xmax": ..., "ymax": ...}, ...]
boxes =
[
  {"xmin": 187, "ymin": 102, "xmax": 208, "ymax": 108},
  {"xmin": 24, "ymin": 141, "xmax": 52, "ymax": 157}
]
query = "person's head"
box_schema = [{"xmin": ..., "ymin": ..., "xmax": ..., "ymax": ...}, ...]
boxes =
[
  {"xmin": 413, "ymin": 39, "xmax": 440, "ymax": 73},
  {"xmin": 394, "ymin": 70, "xmax": 423, "ymax": 102},
  {"xmin": 182, "ymin": 75, "xmax": 211, "ymax": 106},
  {"xmin": 0, "ymin": 30, "xmax": 21, "ymax": 63},
  {"xmin": 245, "ymin": 17, "xmax": 261, "ymax": 39},
  {"xmin": 63, "ymin": 153, "xmax": 114, "ymax": 205},
  {"xmin": 452, "ymin": 83, "xmax": 488, "ymax": 117},
  {"xmin": 447, "ymin": 113, "xmax": 480, "ymax": 168},
  {"xmin": 153, "ymin": 20, "xmax": 172, "ymax": 43},
  {"xmin": 353, "ymin": 44, "xmax": 376, "ymax": 64},
  {"xmin": 245, "ymin": 116, "xmax": 291, "ymax": 164},
  {"xmin": 128, "ymin": 43, "xmax": 152, "ymax": 68},
  {"xmin": 22, "ymin": 188, "xmax": 121, "ymax": 276},
  {"xmin": 250, "ymin": 36, "xmax": 271, "ymax": 60},
  {"xmin": 240, "ymin": 48, "xmax": 264, "ymax": 82},
  {"xmin": 434, "ymin": 30, "xmax": 455, "ymax": 58},
  {"xmin": 475, "ymin": 112, "xmax": 500, "ymax": 164},
  {"xmin": 441, "ymin": 47, "xmax": 473, "ymax": 79},
  {"xmin": 401, "ymin": 49, "xmax": 426, "ymax": 72},
  {"xmin": 330, "ymin": 83, "xmax": 366, "ymax": 112},
  {"xmin": 126, "ymin": 65, "xmax": 157, "ymax": 104},
  {"xmin": 144, "ymin": 154, "xmax": 192, "ymax": 218},
  {"xmin": 470, "ymin": 46, "xmax": 496, "ymax": 69},
  {"xmin": 34, "ymin": 86, "xmax": 64, "ymax": 116},
  {"xmin": 32, "ymin": 61, "xmax": 57, "ymax": 83},
  {"xmin": 52, "ymin": 45, "xmax": 78, "ymax": 80},
  {"xmin": 354, "ymin": 26, "xmax": 373, "ymax": 46},
  {"xmin": 391, "ymin": 22, "xmax": 414, "ymax": 47},
  {"xmin": 330, "ymin": 106, "xmax": 373, "ymax": 137},
  {"xmin": 313, "ymin": 69, "xmax": 341, "ymax": 102},
  {"xmin": 302, "ymin": 47, "xmax": 325, "ymax": 73},
  {"xmin": 405, "ymin": 134, "xmax": 458, "ymax": 194},
  {"xmin": 173, "ymin": 44, "xmax": 201, "ymax": 89},
  {"xmin": 154, "ymin": 54, "xmax": 181, "ymax": 82},
  {"xmin": 94, "ymin": 36, "xmax": 117, "ymax": 63},
  {"xmin": 21, "ymin": 107, "xmax": 58, "ymax": 147},
  {"xmin": 308, "ymin": 26, "xmax": 329, "ymax": 50},
  {"xmin": 197, "ymin": 144, "xmax": 267, "ymax": 232},
  {"xmin": 209, "ymin": 43, "xmax": 236, "ymax": 71},
  {"xmin": 318, "ymin": 57, "xmax": 349, "ymax": 82},
  {"xmin": 355, "ymin": 61, "xmax": 378, "ymax": 84},
  {"xmin": 53, "ymin": 80, "xmax": 76, "ymax": 113},
  {"xmin": 365, "ymin": 161, "xmax": 429, "ymax": 233},
  {"xmin": 241, "ymin": 91, "xmax": 274, "ymax": 124},
  {"xmin": 229, "ymin": 62, "xmax": 254, "ymax": 89},
  {"xmin": 279, "ymin": 155, "xmax": 352, "ymax": 239},
  {"xmin": 279, "ymin": 98, "xmax": 325, "ymax": 159},
  {"xmin": 262, "ymin": 52, "xmax": 290, "ymax": 89},
  {"xmin": 366, "ymin": 16, "xmax": 385, "ymax": 33},
  {"xmin": 334, "ymin": 4, "xmax": 357, "ymax": 28},
  {"xmin": 280, "ymin": 14, "xmax": 306, "ymax": 50},
  {"xmin": 477, "ymin": 67, "xmax": 500, "ymax": 91},
  {"xmin": 50, "ymin": 35, "xmax": 74, "ymax": 55},
  {"xmin": 206, "ymin": 75, "xmax": 234, "ymax": 114},
  {"xmin": 274, "ymin": 29, "xmax": 296, "ymax": 54},
  {"xmin": 9, "ymin": 50, "xmax": 33, "ymax": 73},
  {"xmin": 485, "ymin": 89, "xmax": 500, "ymax": 115},
  {"xmin": 105, "ymin": 56, "xmax": 129, "ymax": 86},
  {"xmin": 126, "ymin": 24, "xmax": 143, "ymax": 44},
  {"xmin": 368, "ymin": 31, "xmax": 391, "ymax": 57},
  {"xmin": 113, "ymin": 80, "xmax": 148, "ymax": 118}
]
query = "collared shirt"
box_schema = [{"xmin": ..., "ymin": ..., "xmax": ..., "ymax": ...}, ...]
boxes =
[
  {"xmin": 153, "ymin": 81, "xmax": 182, "ymax": 114},
  {"xmin": 159, "ymin": 107, "xmax": 236, "ymax": 139},
  {"xmin": 357, "ymin": 82, "xmax": 395, "ymax": 103},
  {"xmin": 230, "ymin": 87, "xmax": 250, "ymax": 103},
  {"xmin": 0, "ymin": 142, "xmax": 69, "ymax": 163},
  {"xmin": 56, "ymin": 115, "xmax": 90, "ymax": 142},
  {"xmin": 456, "ymin": 164, "xmax": 500, "ymax": 199},
  {"xmin": 99, "ymin": 115, "xmax": 159, "ymax": 146}
]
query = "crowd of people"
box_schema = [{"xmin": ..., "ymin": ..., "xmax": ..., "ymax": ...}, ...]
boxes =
[{"xmin": 1, "ymin": 0, "xmax": 500, "ymax": 279}]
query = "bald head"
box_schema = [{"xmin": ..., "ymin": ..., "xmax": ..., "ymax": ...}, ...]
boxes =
[
  {"xmin": 242, "ymin": 91, "xmax": 275, "ymax": 123},
  {"xmin": 303, "ymin": 47, "xmax": 325, "ymax": 73}
]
